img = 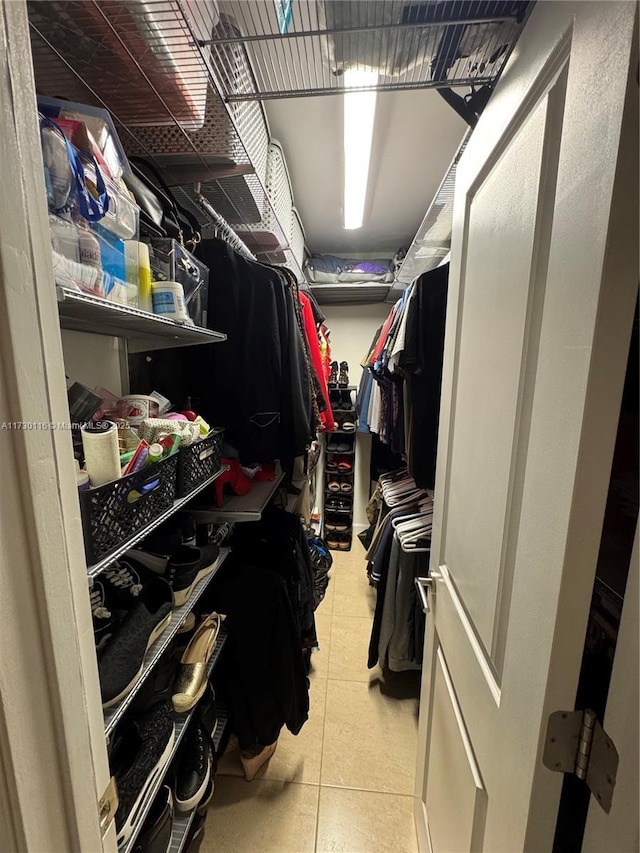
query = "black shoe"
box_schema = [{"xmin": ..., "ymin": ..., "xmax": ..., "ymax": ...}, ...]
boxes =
[
  {"xmin": 325, "ymin": 496, "xmax": 352, "ymax": 512},
  {"xmin": 337, "ymin": 531, "xmax": 352, "ymax": 551},
  {"xmin": 210, "ymin": 522, "xmax": 233, "ymax": 546},
  {"xmin": 99, "ymin": 578, "xmax": 173, "ymax": 708},
  {"xmin": 132, "ymin": 784, "xmax": 173, "ymax": 853},
  {"xmin": 125, "ymin": 543, "xmax": 220, "ymax": 608},
  {"xmin": 196, "ymin": 775, "xmax": 215, "ymax": 814},
  {"xmin": 338, "ymin": 361, "xmax": 349, "ymax": 386},
  {"xmin": 174, "ymin": 721, "xmax": 213, "ymax": 812},
  {"xmin": 328, "ymin": 360, "xmax": 338, "ymax": 385},
  {"xmin": 101, "ymin": 560, "xmax": 145, "ymax": 609},
  {"xmin": 141, "ymin": 514, "xmax": 197, "ymax": 554},
  {"xmin": 110, "ymin": 702, "xmax": 175, "ymax": 847},
  {"xmin": 127, "ymin": 641, "xmax": 180, "ymax": 717},
  {"xmin": 335, "ymin": 440, "xmax": 353, "ymax": 453},
  {"xmin": 325, "ymin": 512, "xmax": 350, "ymax": 533},
  {"xmin": 167, "ymin": 544, "xmax": 220, "ymax": 607},
  {"xmin": 339, "ymin": 390, "xmax": 354, "ymax": 411},
  {"xmin": 91, "ymin": 579, "xmax": 115, "ymax": 654}
]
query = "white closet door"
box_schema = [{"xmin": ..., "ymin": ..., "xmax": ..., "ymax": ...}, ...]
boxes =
[
  {"xmin": 414, "ymin": 2, "xmax": 638, "ymax": 851},
  {"xmin": 0, "ymin": 1, "xmax": 114, "ymax": 850}
]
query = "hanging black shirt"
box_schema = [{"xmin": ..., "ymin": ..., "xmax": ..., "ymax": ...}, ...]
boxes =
[{"xmin": 400, "ymin": 264, "xmax": 449, "ymax": 490}]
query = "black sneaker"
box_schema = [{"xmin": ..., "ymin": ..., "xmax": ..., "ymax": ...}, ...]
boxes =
[
  {"xmin": 132, "ymin": 784, "xmax": 173, "ymax": 853},
  {"xmin": 210, "ymin": 522, "xmax": 233, "ymax": 546},
  {"xmin": 167, "ymin": 544, "xmax": 220, "ymax": 607},
  {"xmin": 195, "ymin": 775, "xmax": 215, "ymax": 814},
  {"xmin": 174, "ymin": 721, "xmax": 212, "ymax": 812},
  {"xmin": 110, "ymin": 701, "xmax": 175, "ymax": 846},
  {"xmin": 140, "ymin": 514, "xmax": 197, "ymax": 555},
  {"xmin": 99, "ymin": 578, "xmax": 173, "ymax": 708},
  {"xmin": 126, "ymin": 545, "xmax": 220, "ymax": 608},
  {"xmin": 102, "ymin": 560, "xmax": 145, "ymax": 609},
  {"xmin": 91, "ymin": 580, "xmax": 114, "ymax": 654}
]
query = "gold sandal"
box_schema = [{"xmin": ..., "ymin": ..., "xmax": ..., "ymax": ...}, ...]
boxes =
[{"xmin": 172, "ymin": 612, "xmax": 225, "ymax": 713}]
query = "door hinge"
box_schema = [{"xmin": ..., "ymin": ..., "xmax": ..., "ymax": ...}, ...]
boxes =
[
  {"xmin": 543, "ymin": 708, "xmax": 618, "ymax": 812},
  {"xmin": 98, "ymin": 777, "xmax": 119, "ymax": 839}
]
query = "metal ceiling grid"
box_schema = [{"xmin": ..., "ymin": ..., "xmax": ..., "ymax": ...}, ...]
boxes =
[
  {"xmin": 27, "ymin": 0, "xmax": 305, "ymax": 280},
  {"xmin": 205, "ymin": 0, "xmax": 531, "ymax": 101}
]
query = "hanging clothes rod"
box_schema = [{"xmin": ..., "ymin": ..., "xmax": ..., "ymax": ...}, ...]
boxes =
[{"xmin": 193, "ymin": 185, "xmax": 256, "ymax": 261}]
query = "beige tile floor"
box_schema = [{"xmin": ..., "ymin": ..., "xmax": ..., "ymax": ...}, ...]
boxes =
[{"xmin": 203, "ymin": 546, "xmax": 421, "ymax": 853}]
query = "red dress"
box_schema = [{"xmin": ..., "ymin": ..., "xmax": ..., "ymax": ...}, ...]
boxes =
[{"xmin": 299, "ymin": 292, "xmax": 335, "ymax": 431}]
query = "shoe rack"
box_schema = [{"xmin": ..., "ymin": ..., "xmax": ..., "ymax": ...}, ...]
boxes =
[
  {"xmin": 323, "ymin": 386, "xmax": 358, "ymax": 551},
  {"xmin": 47, "ymin": 275, "xmax": 233, "ymax": 848},
  {"xmin": 189, "ymin": 463, "xmax": 285, "ymax": 524},
  {"xmin": 120, "ymin": 653, "xmax": 228, "ymax": 853},
  {"xmin": 102, "ymin": 550, "xmax": 230, "ymax": 738}
]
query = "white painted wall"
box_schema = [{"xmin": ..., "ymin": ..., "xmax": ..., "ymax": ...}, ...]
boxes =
[
  {"xmin": 322, "ymin": 302, "xmax": 391, "ymax": 530},
  {"xmin": 61, "ymin": 331, "xmax": 124, "ymax": 395}
]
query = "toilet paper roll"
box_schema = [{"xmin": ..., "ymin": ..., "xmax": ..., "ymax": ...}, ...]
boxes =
[{"xmin": 81, "ymin": 421, "xmax": 122, "ymax": 487}]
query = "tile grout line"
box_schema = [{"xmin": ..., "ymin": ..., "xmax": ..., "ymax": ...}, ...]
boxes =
[{"xmin": 319, "ymin": 781, "xmax": 417, "ymax": 797}]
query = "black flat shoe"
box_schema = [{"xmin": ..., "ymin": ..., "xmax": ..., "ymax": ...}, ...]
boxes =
[{"xmin": 325, "ymin": 496, "xmax": 352, "ymax": 512}]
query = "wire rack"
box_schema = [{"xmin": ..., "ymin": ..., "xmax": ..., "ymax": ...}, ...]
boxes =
[
  {"xmin": 86, "ymin": 467, "xmax": 229, "ymax": 579},
  {"xmin": 205, "ymin": 0, "xmax": 531, "ymax": 100},
  {"xmin": 27, "ymin": 0, "xmax": 305, "ymax": 281},
  {"xmin": 167, "ymin": 704, "xmax": 229, "ymax": 853},
  {"xmin": 395, "ymin": 127, "xmax": 471, "ymax": 284},
  {"xmin": 118, "ymin": 629, "xmax": 227, "ymax": 853},
  {"xmin": 103, "ymin": 549, "xmax": 230, "ymax": 738}
]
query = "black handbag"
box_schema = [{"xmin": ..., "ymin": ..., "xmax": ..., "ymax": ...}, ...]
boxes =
[{"xmin": 124, "ymin": 158, "xmax": 201, "ymax": 246}]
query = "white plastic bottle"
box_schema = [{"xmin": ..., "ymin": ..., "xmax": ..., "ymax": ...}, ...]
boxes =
[{"xmin": 77, "ymin": 221, "xmax": 104, "ymax": 297}]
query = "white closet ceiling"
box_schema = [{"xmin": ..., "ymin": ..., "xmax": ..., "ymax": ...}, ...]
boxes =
[
  {"xmin": 27, "ymin": 0, "xmax": 530, "ymax": 275},
  {"xmin": 265, "ymin": 89, "xmax": 467, "ymax": 255}
]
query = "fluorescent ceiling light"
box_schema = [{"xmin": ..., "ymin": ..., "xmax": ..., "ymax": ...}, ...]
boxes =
[{"xmin": 343, "ymin": 69, "xmax": 378, "ymax": 230}]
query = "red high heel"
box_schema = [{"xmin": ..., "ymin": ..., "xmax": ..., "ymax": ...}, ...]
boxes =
[
  {"xmin": 253, "ymin": 461, "xmax": 276, "ymax": 482},
  {"xmin": 214, "ymin": 458, "xmax": 252, "ymax": 506}
]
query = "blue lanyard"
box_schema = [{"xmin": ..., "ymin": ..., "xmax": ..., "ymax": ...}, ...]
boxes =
[{"xmin": 39, "ymin": 113, "xmax": 109, "ymax": 222}]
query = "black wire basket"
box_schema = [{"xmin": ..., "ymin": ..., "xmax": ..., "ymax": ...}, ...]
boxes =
[
  {"xmin": 80, "ymin": 453, "xmax": 178, "ymax": 564},
  {"xmin": 176, "ymin": 427, "xmax": 224, "ymax": 498}
]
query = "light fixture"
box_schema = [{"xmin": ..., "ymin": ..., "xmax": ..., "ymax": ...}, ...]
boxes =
[{"xmin": 343, "ymin": 69, "xmax": 378, "ymax": 230}]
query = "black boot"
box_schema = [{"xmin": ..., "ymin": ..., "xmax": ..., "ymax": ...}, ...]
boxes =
[
  {"xmin": 329, "ymin": 360, "xmax": 338, "ymax": 386},
  {"xmin": 338, "ymin": 361, "xmax": 349, "ymax": 387}
]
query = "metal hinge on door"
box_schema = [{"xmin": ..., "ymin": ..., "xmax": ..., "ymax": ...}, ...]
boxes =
[
  {"xmin": 98, "ymin": 777, "xmax": 118, "ymax": 839},
  {"xmin": 543, "ymin": 709, "xmax": 619, "ymax": 812}
]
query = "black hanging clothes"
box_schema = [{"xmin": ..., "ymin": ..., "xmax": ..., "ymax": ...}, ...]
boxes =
[
  {"xmin": 128, "ymin": 240, "xmax": 314, "ymax": 464},
  {"xmin": 140, "ymin": 240, "xmax": 314, "ymax": 465},
  {"xmin": 212, "ymin": 559, "xmax": 310, "ymax": 749},
  {"xmin": 400, "ymin": 264, "xmax": 449, "ymax": 490},
  {"xmin": 231, "ymin": 505, "xmax": 318, "ymax": 651},
  {"xmin": 191, "ymin": 239, "xmax": 313, "ymax": 463}
]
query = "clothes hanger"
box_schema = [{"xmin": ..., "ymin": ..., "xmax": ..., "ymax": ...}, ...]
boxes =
[
  {"xmin": 391, "ymin": 502, "xmax": 433, "ymax": 529},
  {"xmin": 394, "ymin": 512, "xmax": 433, "ymax": 534},
  {"xmin": 386, "ymin": 484, "xmax": 428, "ymax": 507},
  {"xmin": 395, "ymin": 518, "xmax": 432, "ymax": 553},
  {"xmin": 380, "ymin": 468, "xmax": 408, "ymax": 485}
]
